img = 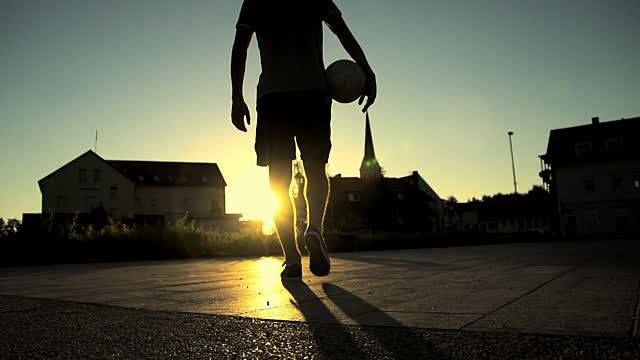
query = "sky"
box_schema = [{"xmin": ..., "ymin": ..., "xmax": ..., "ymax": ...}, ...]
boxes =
[{"xmin": 1, "ymin": 0, "xmax": 639, "ymax": 221}]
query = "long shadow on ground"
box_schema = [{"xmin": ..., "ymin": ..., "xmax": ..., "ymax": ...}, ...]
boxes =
[{"xmin": 283, "ymin": 281, "xmax": 450, "ymax": 359}]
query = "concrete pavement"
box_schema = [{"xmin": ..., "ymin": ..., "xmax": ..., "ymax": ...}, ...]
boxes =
[{"xmin": 1, "ymin": 240, "xmax": 639, "ymax": 337}]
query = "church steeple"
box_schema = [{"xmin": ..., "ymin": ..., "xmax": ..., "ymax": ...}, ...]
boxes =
[{"xmin": 359, "ymin": 112, "xmax": 382, "ymax": 180}]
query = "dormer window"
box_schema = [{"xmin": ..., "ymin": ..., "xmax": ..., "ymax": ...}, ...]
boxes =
[
  {"xmin": 574, "ymin": 142, "xmax": 592, "ymax": 158},
  {"xmin": 93, "ymin": 169, "xmax": 101, "ymax": 184},
  {"xmin": 605, "ymin": 137, "xmax": 624, "ymax": 153}
]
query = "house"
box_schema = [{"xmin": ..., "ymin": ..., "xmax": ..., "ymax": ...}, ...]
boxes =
[
  {"xmin": 539, "ymin": 116, "xmax": 640, "ymax": 236},
  {"xmin": 293, "ymin": 113, "xmax": 443, "ymax": 233},
  {"xmin": 33, "ymin": 150, "xmax": 242, "ymax": 229}
]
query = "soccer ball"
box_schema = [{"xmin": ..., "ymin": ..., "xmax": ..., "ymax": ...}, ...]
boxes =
[{"xmin": 325, "ymin": 59, "xmax": 366, "ymax": 104}]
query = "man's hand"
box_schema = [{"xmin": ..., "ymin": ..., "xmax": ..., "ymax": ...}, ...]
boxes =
[
  {"xmin": 326, "ymin": 15, "xmax": 377, "ymax": 113},
  {"xmin": 358, "ymin": 70, "xmax": 376, "ymax": 113},
  {"xmin": 231, "ymin": 98, "xmax": 251, "ymax": 132}
]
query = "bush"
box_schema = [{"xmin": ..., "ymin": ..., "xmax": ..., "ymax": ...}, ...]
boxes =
[
  {"xmin": 0, "ymin": 215, "xmax": 281, "ymax": 266},
  {"xmin": 0, "ymin": 218, "xmax": 21, "ymax": 240}
]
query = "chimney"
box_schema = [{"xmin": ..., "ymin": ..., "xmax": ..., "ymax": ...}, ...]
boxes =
[{"xmin": 592, "ymin": 116, "xmax": 600, "ymax": 125}]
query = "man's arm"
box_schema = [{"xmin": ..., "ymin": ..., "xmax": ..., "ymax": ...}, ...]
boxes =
[
  {"xmin": 326, "ymin": 16, "xmax": 377, "ymax": 113},
  {"xmin": 230, "ymin": 28, "xmax": 253, "ymax": 132}
]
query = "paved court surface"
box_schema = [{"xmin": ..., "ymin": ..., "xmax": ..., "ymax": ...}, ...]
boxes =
[{"xmin": 2, "ymin": 239, "xmax": 639, "ymax": 338}]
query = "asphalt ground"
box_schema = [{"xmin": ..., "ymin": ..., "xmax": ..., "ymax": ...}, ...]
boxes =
[{"xmin": 1, "ymin": 295, "xmax": 639, "ymax": 360}]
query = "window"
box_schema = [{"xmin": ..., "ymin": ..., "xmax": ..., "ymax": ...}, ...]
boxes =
[
  {"xmin": 93, "ymin": 169, "xmax": 101, "ymax": 184},
  {"xmin": 153, "ymin": 176, "xmax": 160, "ymax": 182},
  {"xmin": 634, "ymin": 172, "xmax": 640, "ymax": 189},
  {"xmin": 55, "ymin": 195, "xmax": 66, "ymax": 209},
  {"xmin": 210, "ymin": 200, "xmax": 220, "ymax": 214},
  {"xmin": 183, "ymin": 198, "xmax": 191, "ymax": 209},
  {"xmin": 585, "ymin": 210, "xmax": 599, "ymax": 226},
  {"xmin": 347, "ymin": 192, "xmax": 361, "ymax": 202},
  {"xmin": 583, "ymin": 178, "xmax": 595, "ymax": 192},
  {"xmin": 611, "ymin": 176, "xmax": 623, "ymax": 192},
  {"xmin": 109, "ymin": 186, "xmax": 118, "ymax": 200},
  {"xmin": 605, "ymin": 138, "xmax": 624, "ymax": 153},
  {"xmin": 86, "ymin": 195, "xmax": 97, "ymax": 210},
  {"xmin": 79, "ymin": 168, "xmax": 88, "ymax": 184},
  {"xmin": 396, "ymin": 193, "xmax": 405, "ymax": 201},
  {"xmin": 202, "ymin": 176, "xmax": 209, "ymax": 183},
  {"xmin": 574, "ymin": 142, "xmax": 593, "ymax": 158},
  {"xmin": 138, "ymin": 175, "xmax": 145, "ymax": 182},
  {"xmin": 151, "ymin": 198, "xmax": 158, "ymax": 208}
]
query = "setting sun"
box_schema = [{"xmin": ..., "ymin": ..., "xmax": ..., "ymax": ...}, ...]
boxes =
[
  {"xmin": 241, "ymin": 189, "xmax": 278, "ymax": 235},
  {"xmin": 228, "ymin": 172, "xmax": 279, "ymax": 235}
]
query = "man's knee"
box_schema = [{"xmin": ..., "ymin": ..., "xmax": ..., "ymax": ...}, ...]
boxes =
[
  {"xmin": 303, "ymin": 161, "xmax": 327, "ymax": 182},
  {"xmin": 269, "ymin": 160, "xmax": 292, "ymax": 186},
  {"xmin": 269, "ymin": 159, "xmax": 292, "ymax": 173}
]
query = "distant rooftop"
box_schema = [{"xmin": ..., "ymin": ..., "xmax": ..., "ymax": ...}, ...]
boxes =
[
  {"xmin": 543, "ymin": 116, "xmax": 640, "ymax": 166},
  {"xmin": 39, "ymin": 150, "xmax": 226, "ymax": 187},
  {"xmin": 107, "ymin": 159, "xmax": 226, "ymax": 187}
]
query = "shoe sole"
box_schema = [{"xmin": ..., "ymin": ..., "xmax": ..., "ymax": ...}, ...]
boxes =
[{"xmin": 305, "ymin": 232, "xmax": 330, "ymax": 277}]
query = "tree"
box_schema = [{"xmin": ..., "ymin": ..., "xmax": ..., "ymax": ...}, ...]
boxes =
[
  {"xmin": 443, "ymin": 196, "xmax": 458, "ymax": 229},
  {"xmin": 0, "ymin": 218, "xmax": 21, "ymax": 240}
]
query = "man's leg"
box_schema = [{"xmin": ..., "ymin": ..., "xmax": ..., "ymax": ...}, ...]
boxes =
[
  {"xmin": 269, "ymin": 160, "xmax": 300, "ymax": 265},
  {"xmin": 302, "ymin": 160, "xmax": 331, "ymax": 276},
  {"xmin": 303, "ymin": 161, "xmax": 329, "ymax": 232}
]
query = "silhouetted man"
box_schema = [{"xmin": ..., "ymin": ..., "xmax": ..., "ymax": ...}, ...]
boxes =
[{"xmin": 231, "ymin": 0, "xmax": 376, "ymax": 279}]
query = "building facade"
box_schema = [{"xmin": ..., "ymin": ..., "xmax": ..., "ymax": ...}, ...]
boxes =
[
  {"xmin": 540, "ymin": 116, "xmax": 640, "ymax": 236},
  {"xmin": 36, "ymin": 150, "xmax": 240, "ymax": 228},
  {"xmin": 299, "ymin": 113, "xmax": 443, "ymax": 233}
]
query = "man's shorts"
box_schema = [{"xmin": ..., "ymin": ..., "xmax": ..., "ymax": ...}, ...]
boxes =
[{"xmin": 255, "ymin": 90, "xmax": 332, "ymax": 167}]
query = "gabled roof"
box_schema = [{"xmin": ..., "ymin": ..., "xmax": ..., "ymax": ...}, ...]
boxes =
[
  {"xmin": 544, "ymin": 116, "xmax": 640, "ymax": 166},
  {"xmin": 39, "ymin": 150, "xmax": 226, "ymax": 188},
  {"xmin": 108, "ymin": 160, "xmax": 226, "ymax": 187},
  {"xmin": 39, "ymin": 150, "xmax": 114, "ymax": 186},
  {"xmin": 330, "ymin": 171, "xmax": 441, "ymax": 201}
]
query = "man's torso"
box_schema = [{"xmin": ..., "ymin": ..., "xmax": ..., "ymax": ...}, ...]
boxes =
[{"xmin": 237, "ymin": 0, "xmax": 340, "ymax": 98}]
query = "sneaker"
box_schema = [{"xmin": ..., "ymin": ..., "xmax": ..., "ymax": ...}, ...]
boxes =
[
  {"xmin": 280, "ymin": 262, "xmax": 302, "ymax": 280},
  {"xmin": 304, "ymin": 226, "xmax": 331, "ymax": 277}
]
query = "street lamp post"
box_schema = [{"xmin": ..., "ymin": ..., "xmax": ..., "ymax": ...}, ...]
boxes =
[{"xmin": 508, "ymin": 131, "xmax": 518, "ymax": 193}]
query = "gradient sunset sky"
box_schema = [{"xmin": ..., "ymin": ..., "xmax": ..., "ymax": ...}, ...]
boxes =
[{"xmin": 2, "ymin": 0, "xmax": 639, "ymax": 221}]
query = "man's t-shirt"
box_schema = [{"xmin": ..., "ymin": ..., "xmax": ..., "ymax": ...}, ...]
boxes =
[{"xmin": 236, "ymin": 0, "xmax": 342, "ymax": 99}]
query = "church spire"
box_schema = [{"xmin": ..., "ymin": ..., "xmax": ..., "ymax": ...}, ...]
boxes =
[{"xmin": 360, "ymin": 112, "xmax": 382, "ymax": 180}]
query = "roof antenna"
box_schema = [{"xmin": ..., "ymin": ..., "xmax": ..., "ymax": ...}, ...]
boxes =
[{"xmin": 94, "ymin": 129, "xmax": 98, "ymax": 154}]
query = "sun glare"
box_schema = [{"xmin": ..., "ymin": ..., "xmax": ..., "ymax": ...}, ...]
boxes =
[
  {"xmin": 261, "ymin": 191, "xmax": 279, "ymax": 235},
  {"xmin": 226, "ymin": 168, "xmax": 283, "ymax": 235}
]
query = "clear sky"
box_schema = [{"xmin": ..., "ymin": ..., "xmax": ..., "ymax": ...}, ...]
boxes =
[{"xmin": 2, "ymin": 0, "xmax": 639, "ymax": 221}]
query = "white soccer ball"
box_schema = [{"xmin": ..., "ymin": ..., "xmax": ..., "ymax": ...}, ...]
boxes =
[{"xmin": 325, "ymin": 59, "xmax": 366, "ymax": 104}]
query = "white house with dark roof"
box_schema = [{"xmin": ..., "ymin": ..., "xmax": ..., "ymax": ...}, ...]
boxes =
[
  {"xmin": 540, "ymin": 116, "xmax": 640, "ymax": 235},
  {"xmin": 37, "ymin": 150, "xmax": 237, "ymax": 226}
]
